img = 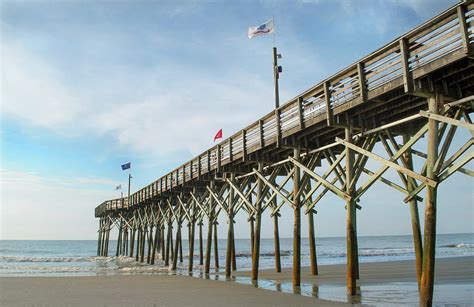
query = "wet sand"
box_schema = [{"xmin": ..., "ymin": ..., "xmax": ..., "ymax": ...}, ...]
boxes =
[
  {"xmin": 233, "ymin": 256, "xmax": 474, "ymax": 304},
  {"xmin": 234, "ymin": 255, "xmax": 474, "ymax": 285},
  {"xmin": 1, "ymin": 257, "xmax": 472, "ymax": 306}
]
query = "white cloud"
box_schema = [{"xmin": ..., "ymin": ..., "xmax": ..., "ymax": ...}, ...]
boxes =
[
  {"xmin": 0, "ymin": 169, "xmax": 120, "ymax": 239},
  {"xmin": 1, "ymin": 42, "xmax": 83, "ymax": 132},
  {"xmin": 1, "ymin": 36, "xmax": 275, "ymax": 159}
]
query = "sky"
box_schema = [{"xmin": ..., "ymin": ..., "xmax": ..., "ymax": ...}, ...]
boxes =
[{"xmin": 1, "ymin": 0, "xmax": 472, "ymax": 240}]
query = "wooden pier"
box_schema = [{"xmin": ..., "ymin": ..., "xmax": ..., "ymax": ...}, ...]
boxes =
[{"xmin": 95, "ymin": 2, "xmax": 474, "ymax": 306}]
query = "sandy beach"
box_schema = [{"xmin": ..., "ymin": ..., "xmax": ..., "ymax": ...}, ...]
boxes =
[{"xmin": 1, "ymin": 256, "xmax": 472, "ymax": 306}]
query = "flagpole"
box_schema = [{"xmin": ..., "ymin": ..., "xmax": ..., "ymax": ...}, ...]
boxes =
[
  {"xmin": 128, "ymin": 173, "xmax": 131, "ymax": 208},
  {"xmin": 272, "ymin": 18, "xmax": 280, "ymax": 109},
  {"xmin": 273, "ymin": 46, "xmax": 280, "ymax": 109}
]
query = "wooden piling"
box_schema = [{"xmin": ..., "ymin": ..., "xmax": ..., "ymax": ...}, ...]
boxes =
[
  {"xmin": 188, "ymin": 221, "xmax": 195, "ymax": 272},
  {"xmin": 147, "ymin": 225, "xmax": 153, "ymax": 264},
  {"xmin": 140, "ymin": 227, "xmax": 146, "ymax": 262},
  {"xmin": 304, "ymin": 178, "xmax": 318, "ymax": 275},
  {"xmin": 135, "ymin": 228, "xmax": 141, "ymax": 261},
  {"xmin": 170, "ymin": 223, "xmax": 174, "ymax": 260},
  {"xmin": 252, "ymin": 162, "xmax": 264, "ymax": 282},
  {"xmin": 151, "ymin": 224, "xmax": 159, "ymax": 265},
  {"xmin": 100, "ymin": 222, "xmax": 105, "ymax": 257},
  {"xmin": 231, "ymin": 231, "xmax": 237, "ymax": 271},
  {"xmin": 308, "ymin": 209, "xmax": 318, "ymax": 275},
  {"xmin": 226, "ymin": 173, "xmax": 235, "ymax": 277},
  {"xmin": 292, "ymin": 147, "xmax": 301, "ymax": 288},
  {"xmin": 104, "ymin": 221, "xmax": 111, "ymax": 257},
  {"xmin": 172, "ymin": 224, "xmax": 181, "ymax": 270},
  {"xmin": 129, "ymin": 227, "xmax": 136, "ymax": 258},
  {"xmin": 213, "ymin": 222, "xmax": 219, "ymax": 269},
  {"xmin": 272, "ymin": 177, "xmax": 282, "ymax": 273},
  {"xmin": 403, "ymin": 134, "xmax": 423, "ymax": 288},
  {"xmin": 165, "ymin": 222, "xmax": 171, "ymax": 266},
  {"xmin": 420, "ymin": 94, "xmax": 440, "ymax": 307},
  {"xmin": 116, "ymin": 223, "xmax": 122, "ymax": 257},
  {"xmin": 97, "ymin": 219, "xmax": 102, "ymax": 256},
  {"xmin": 205, "ymin": 181, "xmax": 214, "ymax": 274},
  {"xmin": 345, "ymin": 126, "xmax": 357, "ymax": 296},
  {"xmin": 249, "ymin": 216, "xmax": 255, "ymax": 258},
  {"xmin": 124, "ymin": 226, "xmax": 129, "ymax": 256},
  {"xmin": 161, "ymin": 224, "xmax": 165, "ymax": 259},
  {"xmin": 199, "ymin": 220, "xmax": 204, "ymax": 265},
  {"xmin": 179, "ymin": 226, "xmax": 183, "ymax": 263}
]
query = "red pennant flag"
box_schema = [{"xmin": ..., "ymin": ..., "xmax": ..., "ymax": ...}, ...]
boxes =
[{"xmin": 213, "ymin": 129, "xmax": 223, "ymax": 142}]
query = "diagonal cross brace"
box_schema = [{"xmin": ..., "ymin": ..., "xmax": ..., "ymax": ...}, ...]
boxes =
[
  {"xmin": 355, "ymin": 122, "xmax": 430, "ymax": 201},
  {"xmin": 336, "ymin": 137, "xmax": 437, "ymax": 188},
  {"xmin": 288, "ymin": 156, "xmax": 351, "ymax": 202},
  {"xmin": 226, "ymin": 178, "xmax": 257, "ymax": 214}
]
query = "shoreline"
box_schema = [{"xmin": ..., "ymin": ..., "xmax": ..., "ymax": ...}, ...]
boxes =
[{"xmin": 1, "ymin": 256, "xmax": 473, "ymax": 306}]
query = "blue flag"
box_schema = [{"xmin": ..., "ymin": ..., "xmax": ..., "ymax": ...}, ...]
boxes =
[{"xmin": 121, "ymin": 162, "xmax": 131, "ymax": 170}]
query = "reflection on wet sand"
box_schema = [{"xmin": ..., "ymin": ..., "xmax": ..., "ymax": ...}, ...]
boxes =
[
  {"xmin": 131, "ymin": 257, "xmax": 473, "ymax": 305},
  {"xmin": 168, "ymin": 267, "xmax": 473, "ymax": 305}
]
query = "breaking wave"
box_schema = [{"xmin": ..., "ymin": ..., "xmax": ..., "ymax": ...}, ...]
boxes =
[
  {"xmin": 441, "ymin": 243, "xmax": 474, "ymax": 248},
  {"xmin": 0, "ymin": 256, "xmax": 97, "ymax": 263}
]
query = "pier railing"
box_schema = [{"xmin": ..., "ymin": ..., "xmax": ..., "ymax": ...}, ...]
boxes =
[{"xmin": 95, "ymin": 1, "xmax": 473, "ymax": 217}]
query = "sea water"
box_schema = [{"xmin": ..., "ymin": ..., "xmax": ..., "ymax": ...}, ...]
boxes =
[{"xmin": 1, "ymin": 233, "xmax": 472, "ymax": 276}]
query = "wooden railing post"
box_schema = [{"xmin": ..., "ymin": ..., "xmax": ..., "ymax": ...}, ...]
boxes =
[
  {"xmin": 357, "ymin": 62, "xmax": 367, "ymax": 102},
  {"xmin": 275, "ymin": 109, "xmax": 282, "ymax": 147},
  {"xmin": 400, "ymin": 37, "xmax": 414, "ymax": 93},
  {"xmin": 324, "ymin": 81, "xmax": 333, "ymax": 126},
  {"xmin": 298, "ymin": 97, "xmax": 305, "ymax": 129},
  {"xmin": 457, "ymin": 4, "xmax": 471, "ymax": 55}
]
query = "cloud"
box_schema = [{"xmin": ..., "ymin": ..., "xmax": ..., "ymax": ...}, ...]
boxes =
[
  {"xmin": 1, "ymin": 33, "xmax": 276, "ymax": 159},
  {"xmin": 0, "ymin": 169, "xmax": 119, "ymax": 239},
  {"xmin": 1, "ymin": 42, "xmax": 82, "ymax": 132}
]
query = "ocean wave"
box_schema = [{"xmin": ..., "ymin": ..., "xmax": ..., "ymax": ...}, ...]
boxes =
[
  {"xmin": 0, "ymin": 256, "xmax": 97, "ymax": 263},
  {"xmin": 441, "ymin": 243, "xmax": 474, "ymax": 248},
  {"xmin": 316, "ymin": 248, "xmax": 413, "ymax": 259},
  {"xmin": 0, "ymin": 265, "xmax": 96, "ymax": 272},
  {"xmin": 234, "ymin": 250, "xmax": 292, "ymax": 258}
]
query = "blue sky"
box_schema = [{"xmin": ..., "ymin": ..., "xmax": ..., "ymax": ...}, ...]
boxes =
[{"xmin": 1, "ymin": 0, "xmax": 472, "ymax": 240}]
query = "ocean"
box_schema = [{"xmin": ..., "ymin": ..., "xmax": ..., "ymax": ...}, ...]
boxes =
[{"xmin": 1, "ymin": 233, "xmax": 473, "ymax": 276}]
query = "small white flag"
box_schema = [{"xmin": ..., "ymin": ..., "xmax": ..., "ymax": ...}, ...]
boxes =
[
  {"xmin": 248, "ymin": 19, "xmax": 274, "ymax": 39},
  {"xmin": 115, "ymin": 184, "xmax": 122, "ymax": 190}
]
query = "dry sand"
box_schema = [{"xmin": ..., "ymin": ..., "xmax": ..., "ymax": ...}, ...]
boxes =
[{"xmin": 1, "ymin": 256, "xmax": 472, "ymax": 306}]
